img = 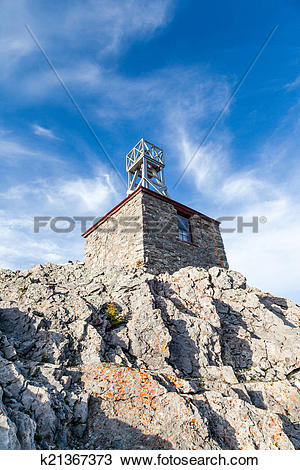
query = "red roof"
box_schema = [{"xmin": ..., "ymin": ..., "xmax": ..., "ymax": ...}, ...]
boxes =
[{"xmin": 82, "ymin": 186, "xmax": 220, "ymax": 238}]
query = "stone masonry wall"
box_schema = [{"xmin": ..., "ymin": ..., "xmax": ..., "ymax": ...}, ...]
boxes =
[
  {"xmin": 141, "ymin": 191, "xmax": 228, "ymax": 274},
  {"xmin": 84, "ymin": 189, "xmax": 228, "ymax": 274},
  {"xmin": 84, "ymin": 191, "xmax": 144, "ymax": 272}
]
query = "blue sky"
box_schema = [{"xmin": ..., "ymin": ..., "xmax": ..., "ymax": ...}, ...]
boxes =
[{"xmin": 0, "ymin": 0, "xmax": 300, "ymax": 302}]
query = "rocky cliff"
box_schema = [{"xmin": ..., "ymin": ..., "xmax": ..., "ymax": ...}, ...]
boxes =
[{"xmin": 0, "ymin": 262, "xmax": 299, "ymax": 450}]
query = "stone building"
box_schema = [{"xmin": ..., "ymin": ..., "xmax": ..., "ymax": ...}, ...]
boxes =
[{"xmin": 83, "ymin": 139, "xmax": 228, "ymax": 274}]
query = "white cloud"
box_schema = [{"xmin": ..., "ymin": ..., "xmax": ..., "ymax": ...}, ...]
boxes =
[
  {"xmin": 0, "ymin": 136, "xmax": 38, "ymax": 161},
  {"xmin": 176, "ymin": 130, "xmax": 229, "ymax": 192},
  {"xmin": 0, "ymin": 36, "xmax": 34, "ymax": 78},
  {"xmin": 0, "ymin": 163, "xmax": 123, "ymax": 271},
  {"xmin": 60, "ymin": 170, "xmax": 119, "ymax": 212},
  {"xmin": 224, "ymin": 195, "xmax": 300, "ymax": 302},
  {"xmin": 1, "ymin": 165, "xmax": 121, "ymax": 212},
  {"xmin": 219, "ymin": 172, "xmax": 275, "ymax": 205},
  {"xmin": 63, "ymin": 0, "xmax": 174, "ymax": 54},
  {"xmin": 285, "ymin": 75, "xmax": 300, "ymax": 90},
  {"xmin": 0, "ymin": 0, "xmax": 175, "ymax": 86},
  {"xmin": 32, "ymin": 124, "xmax": 59, "ymax": 139},
  {"xmin": 174, "ymin": 102, "xmax": 300, "ymax": 303},
  {"xmin": 0, "ymin": 1, "xmax": 35, "ymax": 79},
  {"xmin": 21, "ymin": 62, "xmax": 104, "ymax": 99},
  {"xmin": 0, "ymin": 215, "xmax": 81, "ymax": 270},
  {"xmin": 0, "ymin": 131, "xmax": 63, "ymax": 166}
]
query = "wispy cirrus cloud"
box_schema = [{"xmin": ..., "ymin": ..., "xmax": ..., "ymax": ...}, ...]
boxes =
[
  {"xmin": 32, "ymin": 124, "xmax": 60, "ymax": 140},
  {"xmin": 285, "ymin": 75, "xmax": 300, "ymax": 90},
  {"xmin": 63, "ymin": 0, "xmax": 175, "ymax": 54},
  {"xmin": 173, "ymin": 93, "xmax": 300, "ymax": 302},
  {"xmin": 0, "ymin": 131, "xmax": 63, "ymax": 167},
  {"xmin": 0, "ymin": 0, "xmax": 175, "ymax": 83}
]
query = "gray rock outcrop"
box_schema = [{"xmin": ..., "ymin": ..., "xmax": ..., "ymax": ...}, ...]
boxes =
[{"xmin": 0, "ymin": 262, "xmax": 299, "ymax": 449}]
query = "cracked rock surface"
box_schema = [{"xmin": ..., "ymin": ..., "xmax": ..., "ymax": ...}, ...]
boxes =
[{"xmin": 0, "ymin": 261, "xmax": 299, "ymax": 449}]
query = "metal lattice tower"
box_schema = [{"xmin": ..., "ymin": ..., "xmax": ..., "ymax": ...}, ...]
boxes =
[{"xmin": 126, "ymin": 138, "xmax": 168, "ymax": 196}]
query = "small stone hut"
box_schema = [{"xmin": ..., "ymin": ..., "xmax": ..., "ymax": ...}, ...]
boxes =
[{"xmin": 82, "ymin": 185, "xmax": 228, "ymax": 274}]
